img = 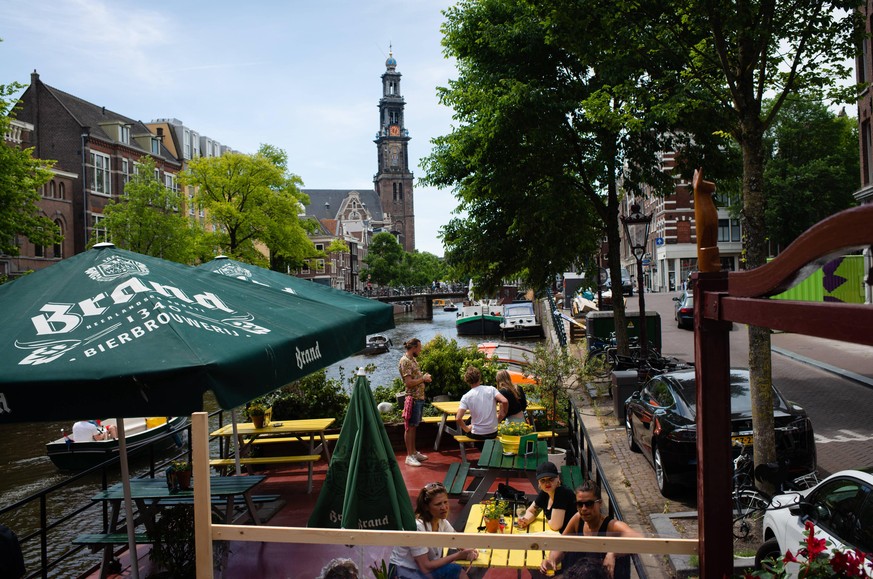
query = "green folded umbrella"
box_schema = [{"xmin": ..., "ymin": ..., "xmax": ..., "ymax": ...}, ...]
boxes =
[
  {"xmin": 0, "ymin": 244, "xmax": 369, "ymax": 422},
  {"xmin": 198, "ymin": 256, "xmax": 394, "ymax": 335},
  {"xmin": 308, "ymin": 370, "xmax": 416, "ymax": 531}
]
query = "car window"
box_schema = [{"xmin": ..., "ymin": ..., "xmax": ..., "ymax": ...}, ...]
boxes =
[
  {"xmin": 856, "ymin": 494, "xmax": 873, "ymax": 553},
  {"xmin": 675, "ymin": 371, "xmax": 789, "ymax": 413},
  {"xmin": 808, "ymin": 478, "xmax": 872, "ymax": 549},
  {"xmin": 643, "ymin": 380, "xmax": 674, "ymax": 408}
]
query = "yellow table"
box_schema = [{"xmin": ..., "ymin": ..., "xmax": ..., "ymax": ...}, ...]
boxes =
[
  {"xmin": 430, "ymin": 400, "xmax": 546, "ymax": 451},
  {"xmin": 458, "ymin": 502, "xmax": 559, "ymax": 570},
  {"xmin": 211, "ymin": 418, "xmax": 335, "ymax": 490}
]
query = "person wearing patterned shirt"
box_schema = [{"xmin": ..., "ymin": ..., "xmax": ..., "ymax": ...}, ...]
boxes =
[{"xmin": 399, "ymin": 338, "xmax": 432, "ymax": 467}]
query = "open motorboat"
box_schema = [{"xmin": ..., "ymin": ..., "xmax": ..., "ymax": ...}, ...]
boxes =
[
  {"xmin": 356, "ymin": 334, "xmax": 392, "ymax": 355},
  {"xmin": 443, "ymin": 301, "xmax": 458, "ymax": 312},
  {"xmin": 499, "ymin": 301, "xmax": 542, "ymax": 339},
  {"xmin": 46, "ymin": 416, "xmax": 188, "ymax": 470}
]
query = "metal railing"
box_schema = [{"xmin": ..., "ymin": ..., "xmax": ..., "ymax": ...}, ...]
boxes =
[{"xmin": 0, "ymin": 410, "xmax": 226, "ymax": 579}]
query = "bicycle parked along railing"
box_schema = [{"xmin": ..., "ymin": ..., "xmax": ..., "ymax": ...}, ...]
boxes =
[{"xmin": 730, "ymin": 440, "xmax": 819, "ymax": 544}]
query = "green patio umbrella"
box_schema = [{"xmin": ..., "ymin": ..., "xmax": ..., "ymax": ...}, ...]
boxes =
[
  {"xmin": 308, "ymin": 369, "xmax": 416, "ymax": 531},
  {"xmin": 0, "ymin": 244, "xmax": 369, "ymax": 421},
  {"xmin": 198, "ymin": 256, "xmax": 394, "ymax": 335},
  {"xmin": 0, "ymin": 244, "xmax": 370, "ymax": 577}
]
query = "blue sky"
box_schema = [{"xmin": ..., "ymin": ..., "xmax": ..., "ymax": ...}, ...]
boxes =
[{"xmin": 1, "ymin": 0, "xmax": 458, "ymax": 256}]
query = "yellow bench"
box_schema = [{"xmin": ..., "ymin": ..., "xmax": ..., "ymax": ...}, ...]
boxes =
[
  {"xmin": 421, "ymin": 415, "xmax": 444, "ymax": 424},
  {"xmin": 208, "ymin": 455, "xmax": 320, "ymax": 468},
  {"xmin": 250, "ymin": 433, "xmax": 339, "ymax": 445}
]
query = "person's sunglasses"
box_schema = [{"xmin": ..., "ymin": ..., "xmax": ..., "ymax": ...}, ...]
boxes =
[
  {"xmin": 424, "ymin": 482, "xmax": 446, "ymax": 491},
  {"xmin": 576, "ymin": 499, "xmax": 601, "ymax": 508}
]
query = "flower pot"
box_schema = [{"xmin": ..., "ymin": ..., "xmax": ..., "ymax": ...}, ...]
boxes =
[
  {"xmin": 498, "ymin": 435, "xmax": 521, "ymax": 455},
  {"xmin": 176, "ymin": 470, "xmax": 192, "ymax": 491},
  {"xmin": 484, "ymin": 517, "xmax": 501, "ymax": 533},
  {"xmin": 252, "ymin": 415, "xmax": 266, "ymax": 429},
  {"xmin": 547, "ymin": 447, "xmax": 567, "ymax": 468}
]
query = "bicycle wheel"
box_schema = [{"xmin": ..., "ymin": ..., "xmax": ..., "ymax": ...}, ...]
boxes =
[
  {"xmin": 732, "ymin": 490, "xmax": 769, "ymax": 541},
  {"xmin": 585, "ymin": 350, "xmax": 612, "ymax": 378}
]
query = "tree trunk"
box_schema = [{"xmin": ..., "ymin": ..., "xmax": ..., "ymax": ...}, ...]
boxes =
[
  {"xmin": 740, "ymin": 126, "xmax": 777, "ymax": 493},
  {"xmin": 604, "ymin": 140, "xmax": 630, "ymax": 356}
]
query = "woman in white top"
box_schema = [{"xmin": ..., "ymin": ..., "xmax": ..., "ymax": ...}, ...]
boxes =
[
  {"xmin": 389, "ymin": 482, "xmax": 478, "ymax": 579},
  {"xmin": 455, "ymin": 366, "xmax": 508, "ymax": 440}
]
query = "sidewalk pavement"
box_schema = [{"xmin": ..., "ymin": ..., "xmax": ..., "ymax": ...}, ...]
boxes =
[{"xmin": 562, "ymin": 315, "xmax": 873, "ymax": 578}]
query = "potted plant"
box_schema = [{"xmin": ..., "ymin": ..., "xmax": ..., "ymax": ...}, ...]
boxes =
[
  {"xmin": 480, "ymin": 497, "xmax": 509, "ymax": 533},
  {"xmin": 524, "ymin": 341, "xmax": 586, "ymax": 466},
  {"xmin": 247, "ymin": 403, "xmax": 266, "ymax": 429},
  {"xmin": 170, "ymin": 460, "xmax": 192, "ymax": 491},
  {"xmin": 497, "ymin": 420, "xmax": 534, "ymax": 455}
]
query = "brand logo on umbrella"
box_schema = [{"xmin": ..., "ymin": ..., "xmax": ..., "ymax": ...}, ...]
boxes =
[
  {"xmin": 214, "ymin": 262, "xmax": 253, "ymax": 280},
  {"xmin": 295, "ymin": 342, "xmax": 322, "ymax": 369},
  {"xmin": 0, "ymin": 393, "xmax": 10, "ymax": 414},
  {"xmin": 85, "ymin": 255, "xmax": 150, "ymax": 281}
]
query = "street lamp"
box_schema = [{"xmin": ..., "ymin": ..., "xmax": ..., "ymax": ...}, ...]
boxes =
[{"xmin": 621, "ymin": 202, "xmax": 653, "ymax": 377}]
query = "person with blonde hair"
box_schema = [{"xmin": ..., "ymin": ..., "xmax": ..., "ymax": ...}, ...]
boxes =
[{"xmin": 496, "ymin": 369, "xmax": 527, "ymax": 423}]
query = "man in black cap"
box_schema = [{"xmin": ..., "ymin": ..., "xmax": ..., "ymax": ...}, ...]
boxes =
[{"xmin": 516, "ymin": 461, "xmax": 576, "ymax": 534}]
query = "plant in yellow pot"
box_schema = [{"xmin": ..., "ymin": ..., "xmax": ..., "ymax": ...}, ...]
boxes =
[
  {"xmin": 481, "ymin": 497, "xmax": 509, "ymax": 533},
  {"xmin": 497, "ymin": 420, "xmax": 534, "ymax": 455},
  {"xmin": 247, "ymin": 403, "xmax": 267, "ymax": 429}
]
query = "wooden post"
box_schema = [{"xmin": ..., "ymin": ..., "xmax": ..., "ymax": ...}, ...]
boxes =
[
  {"xmin": 693, "ymin": 272, "xmax": 733, "ymax": 577},
  {"xmin": 193, "ymin": 412, "xmax": 214, "ymax": 578}
]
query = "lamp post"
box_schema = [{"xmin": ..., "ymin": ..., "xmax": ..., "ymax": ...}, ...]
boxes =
[{"xmin": 621, "ymin": 203, "xmax": 653, "ymax": 377}]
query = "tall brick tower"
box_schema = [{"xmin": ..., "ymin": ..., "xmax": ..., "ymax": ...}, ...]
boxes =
[{"xmin": 374, "ymin": 49, "xmax": 415, "ymax": 252}]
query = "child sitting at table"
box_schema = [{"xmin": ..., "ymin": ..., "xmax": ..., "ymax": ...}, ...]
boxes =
[{"xmin": 389, "ymin": 482, "xmax": 478, "ymax": 579}]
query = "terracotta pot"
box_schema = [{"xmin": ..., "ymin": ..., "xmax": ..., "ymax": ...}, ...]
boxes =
[
  {"xmin": 176, "ymin": 470, "xmax": 192, "ymax": 491},
  {"xmin": 498, "ymin": 435, "xmax": 520, "ymax": 455},
  {"xmin": 484, "ymin": 517, "xmax": 501, "ymax": 533},
  {"xmin": 252, "ymin": 415, "xmax": 266, "ymax": 429}
]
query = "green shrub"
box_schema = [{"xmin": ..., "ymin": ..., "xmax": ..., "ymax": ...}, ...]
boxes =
[
  {"xmin": 269, "ymin": 369, "xmax": 350, "ymax": 427},
  {"xmin": 417, "ymin": 334, "xmax": 500, "ymax": 400}
]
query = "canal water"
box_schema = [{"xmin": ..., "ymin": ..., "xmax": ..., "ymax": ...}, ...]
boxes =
[{"xmin": 0, "ymin": 306, "xmax": 541, "ymax": 576}]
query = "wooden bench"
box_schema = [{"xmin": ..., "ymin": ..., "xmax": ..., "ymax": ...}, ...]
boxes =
[
  {"xmin": 421, "ymin": 415, "xmax": 444, "ymax": 424},
  {"xmin": 250, "ymin": 433, "xmax": 339, "ymax": 445},
  {"xmin": 209, "ymin": 455, "xmax": 320, "ymax": 468},
  {"xmin": 158, "ymin": 493, "xmax": 280, "ymax": 506},
  {"xmin": 74, "ymin": 533, "xmax": 153, "ymax": 552},
  {"xmin": 443, "ymin": 462, "xmax": 471, "ymax": 496},
  {"xmin": 453, "ymin": 431, "xmax": 558, "ymax": 461},
  {"xmin": 560, "ymin": 464, "xmax": 586, "ymax": 489}
]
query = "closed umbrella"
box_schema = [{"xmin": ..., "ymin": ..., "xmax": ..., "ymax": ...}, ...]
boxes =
[
  {"xmin": 0, "ymin": 244, "xmax": 370, "ymax": 577},
  {"xmin": 308, "ymin": 369, "xmax": 416, "ymax": 531},
  {"xmin": 198, "ymin": 255, "xmax": 394, "ymax": 335}
]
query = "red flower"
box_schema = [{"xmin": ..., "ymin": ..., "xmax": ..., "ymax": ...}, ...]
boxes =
[
  {"xmin": 784, "ymin": 550, "xmax": 798, "ymax": 563},
  {"xmin": 804, "ymin": 525, "xmax": 828, "ymax": 558}
]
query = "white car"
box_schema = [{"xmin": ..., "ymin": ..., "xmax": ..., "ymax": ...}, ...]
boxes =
[{"xmin": 757, "ymin": 468, "xmax": 873, "ymax": 574}]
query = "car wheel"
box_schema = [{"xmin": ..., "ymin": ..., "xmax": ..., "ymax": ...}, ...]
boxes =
[
  {"xmin": 626, "ymin": 417, "xmax": 640, "ymax": 452},
  {"xmin": 654, "ymin": 445, "xmax": 677, "ymax": 497},
  {"xmin": 755, "ymin": 538, "xmax": 781, "ymax": 571}
]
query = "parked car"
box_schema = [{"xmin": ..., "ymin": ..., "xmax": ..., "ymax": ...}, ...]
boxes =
[
  {"xmin": 600, "ymin": 266, "xmax": 634, "ymax": 296},
  {"xmin": 756, "ymin": 468, "xmax": 873, "ymax": 573},
  {"xmin": 624, "ymin": 368, "xmax": 817, "ymax": 497},
  {"xmin": 673, "ymin": 291, "xmax": 693, "ymax": 329}
]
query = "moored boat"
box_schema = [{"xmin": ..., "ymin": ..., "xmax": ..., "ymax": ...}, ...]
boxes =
[
  {"xmin": 477, "ymin": 341, "xmax": 536, "ymax": 367},
  {"xmin": 443, "ymin": 302, "xmax": 458, "ymax": 312},
  {"xmin": 499, "ymin": 301, "xmax": 542, "ymax": 339},
  {"xmin": 46, "ymin": 416, "xmax": 188, "ymax": 470},
  {"xmin": 455, "ymin": 302, "xmax": 502, "ymax": 336}
]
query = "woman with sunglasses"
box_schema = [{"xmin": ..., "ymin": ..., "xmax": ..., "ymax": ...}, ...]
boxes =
[
  {"xmin": 540, "ymin": 481, "xmax": 641, "ymax": 579},
  {"xmin": 389, "ymin": 482, "xmax": 478, "ymax": 579},
  {"xmin": 516, "ymin": 461, "xmax": 576, "ymax": 534}
]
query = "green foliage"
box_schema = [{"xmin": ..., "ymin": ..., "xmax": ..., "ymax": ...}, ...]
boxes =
[
  {"xmin": 361, "ymin": 232, "xmax": 405, "ymax": 286},
  {"xmin": 149, "ymin": 505, "xmax": 197, "ymax": 578},
  {"xmin": 268, "ymin": 369, "xmax": 350, "ymax": 428},
  {"xmin": 497, "ymin": 419, "xmax": 534, "ymax": 436},
  {"xmin": 523, "ymin": 341, "xmax": 586, "ymax": 435},
  {"xmin": 97, "ymin": 156, "xmax": 202, "ymax": 263},
  {"xmin": 763, "ymin": 94, "xmax": 859, "ymax": 250},
  {"xmin": 182, "ymin": 144, "xmax": 313, "ymax": 265},
  {"xmin": 0, "ymin": 80, "xmax": 61, "ymax": 255},
  {"xmin": 416, "ymin": 334, "xmax": 497, "ymax": 400}
]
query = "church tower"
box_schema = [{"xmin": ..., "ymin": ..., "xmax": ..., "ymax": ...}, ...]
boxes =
[{"xmin": 374, "ymin": 49, "xmax": 415, "ymax": 252}]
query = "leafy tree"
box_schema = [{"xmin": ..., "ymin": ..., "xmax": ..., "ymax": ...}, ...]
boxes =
[
  {"xmin": 423, "ymin": 0, "xmax": 695, "ymax": 353},
  {"xmin": 399, "ymin": 251, "xmax": 447, "ymax": 287},
  {"xmin": 764, "ymin": 95, "xmax": 859, "ymax": 251},
  {"xmin": 361, "ymin": 231, "xmax": 404, "ymax": 286},
  {"xmin": 182, "ymin": 144, "xmax": 313, "ymax": 267},
  {"xmin": 97, "ymin": 156, "xmax": 201, "ymax": 263},
  {"xmin": 630, "ymin": 0, "xmax": 862, "ymax": 483},
  {"xmin": 416, "ymin": 335, "xmax": 498, "ymax": 400},
  {"xmin": 1, "ymin": 80, "xmax": 61, "ymax": 256}
]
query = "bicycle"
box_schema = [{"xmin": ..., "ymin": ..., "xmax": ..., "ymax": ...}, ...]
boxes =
[{"xmin": 730, "ymin": 441, "xmax": 819, "ymax": 542}]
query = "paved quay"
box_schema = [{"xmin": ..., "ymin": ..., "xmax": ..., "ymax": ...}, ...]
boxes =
[{"xmin": 561, "ymin": 291, "xmax": 873, "ymax": 578}]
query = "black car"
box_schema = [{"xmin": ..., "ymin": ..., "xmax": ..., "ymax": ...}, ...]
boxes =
[
  {"xmin": 673, "ymin": 291, "xmax": 693, "ymax": 329},
  {"xmin": 624, "ymin": 368, "xmax": 817, "ymax": 497}
]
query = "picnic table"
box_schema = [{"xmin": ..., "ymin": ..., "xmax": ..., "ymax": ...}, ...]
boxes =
[
  {"xmin": 457, "ymin": 502, "xmax": 559, "ymax": 572},
  {"xmin": 210, "ymin": 417, "xmax": 335, "ymax": 491},
  {"xmin": 430, "ymin": 400, "xmax": 546, "ymax": 451},
  {"xmin": 81, "ymin": 475, "xmax": 264, "ymax": 578},
  {"xmin": 453, "ymin": 437, "xmax": 548, "ymax": 529}
]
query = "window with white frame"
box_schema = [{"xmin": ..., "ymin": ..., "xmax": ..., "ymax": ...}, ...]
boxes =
[
  {"xmin": 89, "ymin": 151, "xmax": 111, "ymax": 196},
  {"xmin": 91, "ymin": 213, "xmax": 107, "ymax": 243},
  {"xmin": 301, "ymin": 261, "xmax": 311, "ymax": 274},
  {"xmin": 192, "ymin": 134, "xmax": 200, "ymax": 158},
  {"xmin": 187, "ymin": 186, "xmax": 195, "ymax": 216},
  {"xmin": 121, "ymin": 158, "xmax": 130, "ymax": 188},
  {"xmin": 184, "ymin": 129, "xmax": 191, "ymax": 159},
  {"xmin": 119, "ymin": 124, "xmax": 130, "ymax": 144}
]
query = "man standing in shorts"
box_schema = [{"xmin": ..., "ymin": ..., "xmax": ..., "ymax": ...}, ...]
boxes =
[{"xmin": 399, "ymin": 338, "xmax": 431, "ymax": 467}]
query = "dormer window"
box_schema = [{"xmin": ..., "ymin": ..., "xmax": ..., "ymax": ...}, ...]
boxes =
[
  {"xmin": 119, "ymin": 124, "xmax": 130, "ymax": 144},
  {"xmin": 151, "ymin": 138, "xmax": 160, "ymax": 154}
]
